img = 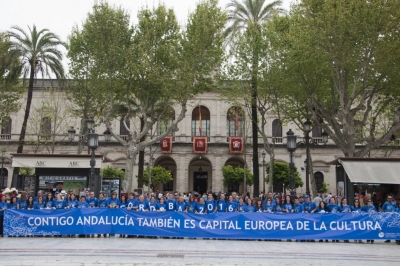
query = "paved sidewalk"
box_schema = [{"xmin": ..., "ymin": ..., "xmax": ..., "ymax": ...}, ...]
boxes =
[{"xmin": 0, "ymin": 237, "xmax": 398, "ymax": 265}]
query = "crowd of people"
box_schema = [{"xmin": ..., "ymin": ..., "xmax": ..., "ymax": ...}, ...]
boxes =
[{"xmin": 0, "ymin": 188, "xmax": 399, "ymax": 243}]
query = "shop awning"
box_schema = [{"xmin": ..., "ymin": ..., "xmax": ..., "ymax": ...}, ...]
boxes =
[
  {"xmin": 339, "ymin": 159, "xmax": 400, "ymax": 184},
  {"xmin": 11, "ymin": 154, "xmax": 107, "ymax": 169}
]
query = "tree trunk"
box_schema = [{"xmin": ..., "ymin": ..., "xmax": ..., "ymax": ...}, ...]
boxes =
[
  {"xmin": 268, "ymin": 153, "xmax": 274, "ymax": 193},
  {"xmin": 137, "ymin": 118, "xmax": 145, "ymax": 189},
  {"xmin": 12, "ymin": 64, "xmax": 35, "ymax": 179}
]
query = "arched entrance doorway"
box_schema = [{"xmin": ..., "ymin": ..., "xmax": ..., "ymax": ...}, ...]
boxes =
[
  {"xmin": 189, "ymin": 156, "xmax": 212, "ymax": 194},
  {"xmin": 154, "ymin": 156, "xmax": 177, "ymax": 192}
]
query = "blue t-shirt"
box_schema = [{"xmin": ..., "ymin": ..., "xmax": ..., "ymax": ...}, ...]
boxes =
[
  {"xmin": 283, "ymin": 203, "xmax": 293, "ymax": 213},
  {"xmin": 362, "ymin": 205, "xmax": 377, "ymax": 213},
  {"xmin": 303, "ymin": 201, "xmax": 316, "ymax": 213},
  {"xmin": 19, "ymin": 199, "xmax": 27, "ymax": 210},
  {"xmin": 148, "ymin": 202, "xmax": 158, "ymax": 212},
  {"xmin": 98, "ymin": 199, "xmax": 108, "ymax": 208},
  {"xmin": 382, "ymin": 201, "xmax": 396, "ymax": 212},
  {"xmin": 340, "ymin": 205, "xmax": 352, "ymax": 213},
  {"xmin": 236, "ymin": 203, "xmax": 245, "ymax": 212},
  {"xmin": 165, "ymin": 199, "xmax": 176, "ymax": 211},
  {"xmin": 136, "ymin": 201, "xmax": 148, "ymax": 212},
  {"xmin": 217, "ymin": 200, "xmax": 227, "ymax": 212},
  {"xmin": 293, "ymin": 203, "xmax": 304, "ymax": 213},
  {"xmin": 157, "ymin": 203, "xmax": 167, "ymax": 211},
  {"xmin": 176, "ymin": 202, "xmax": 187, "ymax": 212},
  {"xmin": 66, "ymin": 200, "xmax": 78, "ymax": 208},
  {"xmin": 127, "ymin": 199, "xmax": 138, "ymax": 209},
  {"xmin": 34, "ymin": 202, "xmax": 45, "ymax": 210},
  {"xmin": 244, "ymin": 205, "xmax": 256, "ymax": 212},
  {"xmin": 187, "ymin": 202, "xmax": 197, "ymax": 213},
  {"xmin": 107, "ymin": 198, "xmax": 120, "ymax": 208},
  {"xmin": 86, "ymin": 197, "xmax": 98, "ymax": 208},
  {"xmin": 78, "ymin": 201, "xmax": 89, "ymax": 208},
  {"xmin": 119, "ymin": 201, "xmax": 128, "ymax": 209},
  {"xmin": 351, "ymin": 206, "xmax": 362, "ymax": 213},
  {"xmin": 0, "ymin": 202, "xmax": 8, "ymax": 216},
  {"xmin": 54, "ymin": 200, "xmax": 66, "ymax": 209},
  {"xmin": 196, "ymin": 203, "xmax": 206, "ymax": 214},
  {"xmin": 275, "ymin": 204, "xmax": 283, "ymax": 213},
  {"xmin": 327, "ymin": 203, "xmax": 340, "ymax": 213},
  {"xmin": 205, "ymin": 199, "xmax": 216, "ymax": 213},
  {"xmin": 45, "ymin": 200, "xmax": 54, "ymax": 209},
  {"xmin": 226, "ymin": 202, "xmax": 237, "ymax": 212}
]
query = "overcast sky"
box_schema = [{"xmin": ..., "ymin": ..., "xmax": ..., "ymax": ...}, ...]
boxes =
[{"xmin": 0, "ymin": 0, "xmax": 292, "ymax": 74}]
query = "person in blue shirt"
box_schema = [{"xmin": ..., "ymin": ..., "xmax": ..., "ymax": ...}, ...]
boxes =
[
  {"xmin": 86, "ymin": 191, "xmax": 98, "ymax": 208},
  {"xmin": 282, "ymin": 195, "xmax": 293, "ymax": 213},
  {"xmin": 66, "ymin": 194, "xmax": 78, "ymax": 209},
  {"xmin": 293, "ymin": 197, "xmax": 304, "ymax": 213},
  {"xmin": 263, "ymin": 192, "xmax": 276, "ymax": 206},
  {"xmin": 206, "ymin": 193, "xmax": 217, "ymax": 213},
  {"xmin": 165, "ymin": 194, "xmax": 176, "ymax": 212},
  {"xmin": 232, "ymin": 192, "xmax": 239, "ymax": 203},
  {"xmin": 217, "ymin": 194, "xmax": 227, "ymax": 212},
  {"xmin": 8, "ymin": 197, "xmax": 19, "ymax": 210},
  {"xmin": 78, "ymin": 195, "xmax": 89, "ymax": 208},
  {"xmin": 255, "ymin": 199, "xmax": 263, "ymax": 213},
  {"xmin": 45, "ymin": 193, "xmax": 55, "ymax": 209},
  {"xmin": 126, "ymin": 193, "xmax": 137, "ymax": 210},
  {"xmin": 34, "ymin": 190, "xmax": 45, "ymax": 203},
  {"xmin": 382, "ymin": 196, "xmax": 396, "ymax": 212},
  {"xmin": 18, "ymin": 192, "xmax": 28, "ymax": 210},
  {"xmin": 195, "ymin": 198, "xmax": 206, "ymax": 214},
  {"xmin": 107, "ymin": 192, "xmax": 120, "ymax": 208},
  {"xmin": 317, "ymin": 201, "xmax": 328, "ymax": 213},
  {"xmin": 327, "ymin": 197, "xmax": 340, "ymax": 213},
  {"xmin": 274, "ymin": 197, "xmax": 283, "ymax": 213},
  {"xmin": 236, "ymin": 197, "xmax": 245, "ymax": 212},
  {"xmin": 34, "ymin": 196, "xmax": 46, "ymax": 210},
  {"xmin": 157, "ymin": 197, "xmax": 167, "ymax": 212},
  {"xmin": 54, "ymin": 193, "xmax": 66, "ymax": 210},
  {"xmin": 26, "ymin": 196, "xmax": 35, "ymax": 210},
  {"xmin": 303, "ymin": 196, "xmax": 316, "ymax": 214},
  {"xmin": 263, "ymin": 198, "xmax": 275, "ymax": 213},
  {"xmin": 176, "ymin": 196, "xmax": 187, "ymax": 213},
  {"xmin": 148, "ymin": 196, "xmax": 158, "ymax": 212},
  {"xmin": 119, "ymin": 195, "xmax": 128, "ymax": 209},
  {"xmin": 187, "ymin": 195, "xmax": 197, "ymax": 214},
  {"xmin": 351, "ymin": 199, "xmax": 362, "ymax": 213},
  {"xmin": 97, "ymin": 193, "xmax": 108, "ymax": 208},
  {"xmin": 226, "ymin": 195, "xmax": 237, "ymax": 212},
  {"xmin": 244, "ymin": 198, "xmax": 255, "ymax": 212},
  {"xmin": 0, "ymin": 196, "xmax": 8, "ymax": 236},
  {"xmin": 340, "ymin": 198, "xmax": 352, "ymax": 213},
  {"xmin": 362, "ymin": 199, "xmax": 377, "ymax": 243},
  {"xmin": 136, "ymin": 195, "xmax": 148, "ymax": 212}
]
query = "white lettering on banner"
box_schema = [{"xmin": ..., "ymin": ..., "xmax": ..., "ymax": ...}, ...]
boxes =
[
  {"xmin": 198, "ymin": 220, "xmax": 242, "ymax": 230},
  {"xmin": 137, "ymin": 218, "xmax": 180, "ymax": 228},
  {"xmin": 75, "ymin": 216, "xmax": 134, "ymax": 226},
  {"xmin": 28, "ymin": 217, "xmax": 74, "ymax": 226},
  {"xmin": 245, "ymin": 220, "xmax": 293, "ymax": 230}
]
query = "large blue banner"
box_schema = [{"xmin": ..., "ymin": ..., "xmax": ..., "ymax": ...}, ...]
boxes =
[{"xmin": 4, "ymin": 209, "xmax": 400, "ymax": 240}]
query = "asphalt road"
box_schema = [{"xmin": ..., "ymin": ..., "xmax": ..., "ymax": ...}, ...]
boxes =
[{"xmin": 0, "ymin": 237, "xmax": 399, "ymax": 265}]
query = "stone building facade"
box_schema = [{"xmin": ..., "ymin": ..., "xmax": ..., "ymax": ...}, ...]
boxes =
[{"xmin": 1, "ymin": 79, "xmax": 398, "ymax": 196}]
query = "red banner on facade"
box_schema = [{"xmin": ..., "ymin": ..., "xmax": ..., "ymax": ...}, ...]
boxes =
[
  {"xmin": 229, "ymin": 136, "xmax": 243, "ymax": 154},
  {"xmin": 193, "ymin": 136, "xmax": 208, "ymax": 153},
  {"xmin": 160, "ymin": 136, "xmax": 173, "ymax": 153}
]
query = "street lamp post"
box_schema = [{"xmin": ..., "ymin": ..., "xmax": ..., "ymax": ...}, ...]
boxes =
[
  {"xmin": 87, "ymin": 127, "xmax": 99, "ymax": 195},
  {"xmin": 260, "ymin": 151, "xmax": 266, "ymax": 195},
  {"xmin": 147, "ymin": 155, "xmax": 155, "ymax": 194},
  {"xmin": 286, "ymin": 129, "xmax": 297, "ymax": 195},
  {"xmin": 303, "ymin": 119, "xmax": 329, "ymax": 195}
]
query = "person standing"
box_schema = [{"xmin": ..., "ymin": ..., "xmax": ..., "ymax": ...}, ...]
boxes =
[
  {"xmin": 206, "ymin": 193, "xmax": 217, "ymax": 214},
  {"xmin": 381, "ymin": 195, "xmax": 396, "ymax": 243}
]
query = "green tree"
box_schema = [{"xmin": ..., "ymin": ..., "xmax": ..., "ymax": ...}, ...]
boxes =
[
  {"xmin": 224, "ymin": 0, "xmax": 285, "ymax": 195},
  {"xmin": 142, "ymin": 166, "xmax": 173, "ymax": 191},
  {"xmin": 101, "ymin": 166, "xmax": 125, "ymax": 180},
  {"xmin": 265, "ymin": 162, "xmax": 303, "ymax": 191},
  {"xmin": 269, "ymin": 1, "xmax": 400, "ymax": 158},
  {"xmin": 67, "ymin": 2, "xmax": 132, "ymax": 154},
  {"xmin": 0, "ymin": 32, "xmax": 23, "ymax": 125},
  {"xmin": 222, "ymin": 165, "xmax": 253, "ymax": 189},
  {"xmin": 2, "ymin": 25, "xmax": 66, "ymax": 176}
]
